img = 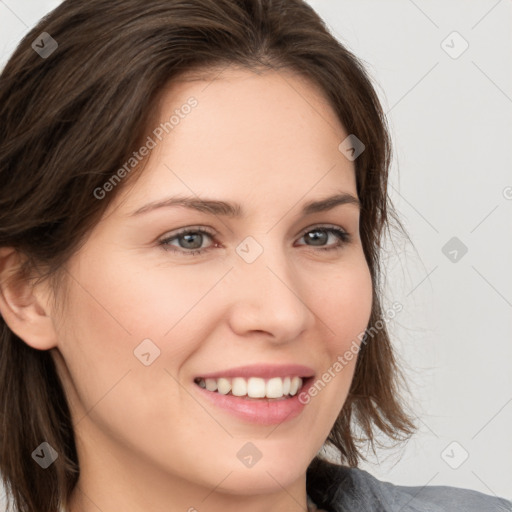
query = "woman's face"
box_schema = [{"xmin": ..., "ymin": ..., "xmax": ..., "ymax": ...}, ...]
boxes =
[{"xmin": 51, "ymin": 67, "xmax": 373, "ymax": 509}]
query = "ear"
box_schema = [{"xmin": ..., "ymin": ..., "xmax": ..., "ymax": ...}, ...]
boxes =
[{"xmin": 0, "ymin": 247, "xmax": 58, "ymax": 350}]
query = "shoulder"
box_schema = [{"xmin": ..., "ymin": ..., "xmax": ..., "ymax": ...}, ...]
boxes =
[
  {"xmin": 354, "ymin": 468, "xmax": 512, "ymax": 512},
  {"xmin": 306, "ymin": 458, "xmax": 512, "ymax": 512}
]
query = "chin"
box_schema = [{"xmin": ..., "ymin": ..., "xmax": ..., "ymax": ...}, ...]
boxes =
[{"xmin": 211, "ymin": 465, "xmax": 304, "ymax": 496}]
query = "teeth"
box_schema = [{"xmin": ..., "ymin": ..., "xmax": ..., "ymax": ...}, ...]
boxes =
[
  {"xmin": 232, "ymin": 377, "xmax": 247, "ymax": 396},
  {"xmin": 290, "ymin": 376, "xmax": 301, "ymax": 395},
  {"xmin": 266, "ymin": 377, "xmax": 283, "ymax": 398},
  {"xmin": 217, "ymin": 378, "xmax": 231, "ymax": 395},
  {"xmin": 205, "ymin": 378, "xmax": 218, "ymax": 392},
  {"xmin": 195, "ymin": 376, "xmax": 304, "ymax": 399},
  {"xmin": 282, "ymin": 376, "xmax": 291, "ymax": 395},
  {"xmin": 247, "ymin": 377, "xmax": 266, "ymax": 398}
]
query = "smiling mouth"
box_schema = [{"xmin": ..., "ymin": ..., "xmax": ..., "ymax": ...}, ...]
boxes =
[{"xmin": 193, "ymin": 375, "xmax": 312, "ymax": 400}]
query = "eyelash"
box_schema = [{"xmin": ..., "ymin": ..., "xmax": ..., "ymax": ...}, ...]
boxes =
[{"xmin": 158, "ymin": 225, "xmax": 351, "ymax": 256}]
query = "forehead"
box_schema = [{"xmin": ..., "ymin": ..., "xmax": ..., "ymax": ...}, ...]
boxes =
[{"xmin": 114, "ymin": 66, "xmax": 356, "ymax": 213}]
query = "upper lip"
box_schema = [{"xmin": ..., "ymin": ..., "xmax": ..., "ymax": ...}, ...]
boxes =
[{"xmin": 196, "ymin": 364, "xmax": 315, "ymax": 380}]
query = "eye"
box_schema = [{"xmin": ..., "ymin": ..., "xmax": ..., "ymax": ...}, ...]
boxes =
[
  {"xmin": 158, "ymin": 225, "xmax": 351, "ymax": 256},
  {"xmin": 158, "ymin": 227, "xmax": 216, "ymax": 256},
  {"xmin": 295, "ymin": 225, "xmax": 351, "ymax": 252}
]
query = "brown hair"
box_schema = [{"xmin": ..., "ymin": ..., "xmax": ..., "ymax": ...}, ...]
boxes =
[{"xmin": 0, "ymin": 0, "xmax": 416, "ymax": 510}]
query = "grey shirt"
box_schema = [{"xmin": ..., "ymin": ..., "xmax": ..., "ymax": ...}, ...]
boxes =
[{"xmin": 306, "ymin": 457, "xmax": 512, "ymax": 511}]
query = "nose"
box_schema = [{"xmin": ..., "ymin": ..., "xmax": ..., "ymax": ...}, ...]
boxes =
[{"xmin": 226, "ymin": 242, "xmax": 316, "ymax": 344}]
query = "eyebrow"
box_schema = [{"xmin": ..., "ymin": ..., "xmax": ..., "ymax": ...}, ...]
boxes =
[{"xmin": 129, "ymin": 192, "xmax": 361, "ymax": 217}]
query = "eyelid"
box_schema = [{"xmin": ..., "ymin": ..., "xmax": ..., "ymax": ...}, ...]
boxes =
[
  {"xmin": 299, "ymin": 222, "xmax": 348, "ymax": 236},
  {"xmin": 158, "ymin": 225, "xmax": 216, "ymax": 242}
]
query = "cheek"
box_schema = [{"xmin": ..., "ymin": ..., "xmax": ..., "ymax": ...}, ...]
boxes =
[
  {"xmin": 82, "ymin": 251, "xmax": 230, "ymax": 339},
  {"xmin": 60, "ymin": 248, "xmax": 215, "ymax": 350},
  {"xmin": 54, "ymin": 250, "xmax": 229, "ymax": 413},
  {"xmin": 320, "ymin": 254, "xmax": 373, "ymax": 353},
  {"xmin": 53, "ymin": 260, "xmax": 200, "ymax": 450},
  {"xmin": 306, "ymin": 254, "xmax": 373, "ymax": 405}
]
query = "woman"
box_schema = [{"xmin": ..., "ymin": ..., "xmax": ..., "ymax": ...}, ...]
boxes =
[{"xmin": 0, "ymin": 1, "xmax": 510, "ymax": 511}]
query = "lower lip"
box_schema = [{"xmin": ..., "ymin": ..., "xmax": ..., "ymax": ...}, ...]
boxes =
[{"xmin": 193, "ymin": 378, "xmax": 313, "ymax": 426}]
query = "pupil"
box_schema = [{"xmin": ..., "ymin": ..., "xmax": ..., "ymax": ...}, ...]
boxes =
[
  {"xmin": 307, "ymin": 230, "xmax": 327, "ymax": 246},
  {"xmin": 181, "ymin": 232, "xmax": 202, "ymax": 249}
]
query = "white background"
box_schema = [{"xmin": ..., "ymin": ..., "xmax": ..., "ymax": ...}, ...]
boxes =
[{"xmin": 1, "ymin": 0, "xmax": 511, "ymax": 503}]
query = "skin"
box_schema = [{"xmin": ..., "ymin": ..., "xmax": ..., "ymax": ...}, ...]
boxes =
[{"xmin": 0, "ymin": 67, "xmax": 373, "ymax": 512}]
